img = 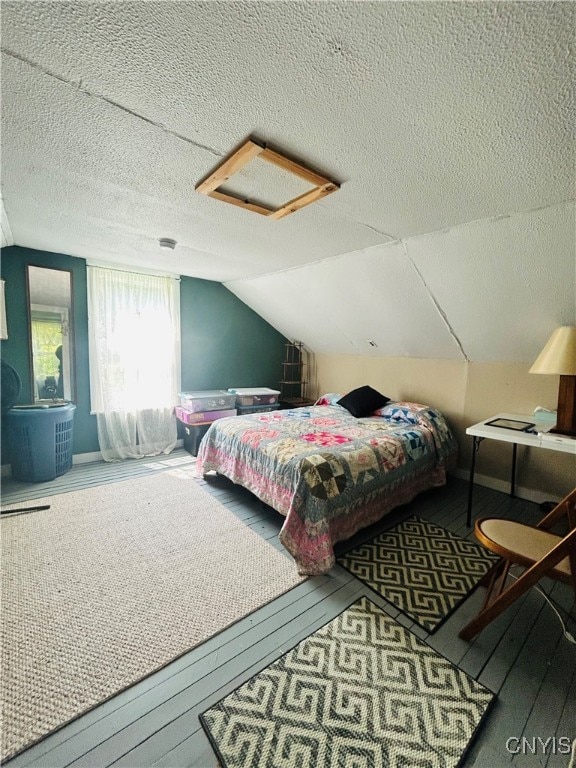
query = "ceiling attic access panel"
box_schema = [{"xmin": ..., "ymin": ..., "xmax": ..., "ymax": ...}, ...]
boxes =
[{"xmin": 195, "ymin": 139, "xmax": 340, "ymax": 219}]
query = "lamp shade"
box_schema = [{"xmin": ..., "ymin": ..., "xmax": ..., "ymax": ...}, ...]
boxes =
[{"xmin": 529, "ymin": 326, "xmax": 576, "ymax": 375}]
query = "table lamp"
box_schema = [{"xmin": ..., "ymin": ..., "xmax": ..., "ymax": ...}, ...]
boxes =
[{"xmin": 529, "ymin": 326, "xmax": 576, "ymax": 436}]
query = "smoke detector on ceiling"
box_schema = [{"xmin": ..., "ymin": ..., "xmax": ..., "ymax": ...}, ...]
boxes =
[{"xmin": 159, "ymin": 238, "xmax": 177, "ymax": 250}]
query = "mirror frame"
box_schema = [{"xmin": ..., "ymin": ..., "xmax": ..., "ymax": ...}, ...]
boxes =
[{"xmin": 26, "ymin": 264, "xmax": 76, "ymax": 404}]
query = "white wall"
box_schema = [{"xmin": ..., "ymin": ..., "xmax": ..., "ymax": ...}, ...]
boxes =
[{"xmin": 226, "ymin": 201, "xmax": 575, "ymax": 365}]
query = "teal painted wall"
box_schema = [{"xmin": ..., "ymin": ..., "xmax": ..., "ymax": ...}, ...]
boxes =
[
  {"xmin": 1, "ymin": 246, "xmax": 287, "ymax": 461},
  {"xmin": 180, "ymin": 276, "xmax": 285, "ymax": 391}
]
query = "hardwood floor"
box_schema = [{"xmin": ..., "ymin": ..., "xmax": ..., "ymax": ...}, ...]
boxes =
[{"xmin": 2, "ymin": 454, "xmax": 575, "ymax": 768}]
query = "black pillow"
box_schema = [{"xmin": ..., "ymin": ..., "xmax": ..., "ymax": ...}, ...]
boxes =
[{"xmin": 336, "ymin": 386, "xmax": 390, "ymax": 418}]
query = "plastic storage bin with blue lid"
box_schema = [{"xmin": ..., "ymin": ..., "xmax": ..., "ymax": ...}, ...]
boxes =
[
  {"xmin": 5, "ymin": 403, "xmax": 76, "ymax": 482},
  {"xmin": 227, "ymin": 388, "xmax": 280, "ymax": 407},
  {"xmin": 236, "ymin": 403, "xmax": 281, "ymax": 416}
]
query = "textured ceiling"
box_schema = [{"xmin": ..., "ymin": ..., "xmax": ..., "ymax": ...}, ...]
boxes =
[{"xmin": 1, "ymin": 1, "xmax": 574, "ymax": 361}]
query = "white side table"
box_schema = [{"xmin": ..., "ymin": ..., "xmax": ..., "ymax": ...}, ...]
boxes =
[{"xmin": 465, "ymin": 412, "xmax": 576, "ymax": 526}]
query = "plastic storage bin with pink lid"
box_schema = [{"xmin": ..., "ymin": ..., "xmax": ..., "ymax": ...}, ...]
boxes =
[
  {"xmin": 179, "ymin": 390, "xmax": 236, "ymax": 413},
  {"xmin": 228, "ymin": 388, "xmax": 281, "ymax": 407}
]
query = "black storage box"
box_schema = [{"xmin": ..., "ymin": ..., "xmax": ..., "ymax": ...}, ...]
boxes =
[{"xmin": 183, "ymin": 422, "xmax": 211, "ymax": 457}]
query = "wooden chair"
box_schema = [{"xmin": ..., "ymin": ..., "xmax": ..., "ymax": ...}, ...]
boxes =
[{"xmin": 459, "ymin": 488, "xmax": 576, "ymax": 641}]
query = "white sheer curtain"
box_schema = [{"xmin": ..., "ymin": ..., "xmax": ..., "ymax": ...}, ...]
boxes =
[{"xmin": 87, "ymin": 266, "xmax": 180, "ymax": 461}]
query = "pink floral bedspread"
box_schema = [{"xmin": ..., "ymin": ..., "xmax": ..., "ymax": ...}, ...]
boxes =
[{"xmin": 196, "ymin": 402, "xmax": 458, "ymax": 575}]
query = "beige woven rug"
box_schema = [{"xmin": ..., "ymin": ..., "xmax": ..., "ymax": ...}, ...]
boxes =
[{"xmin": 1, "ymin": 467, "xmax": 304, "ymax": 761}]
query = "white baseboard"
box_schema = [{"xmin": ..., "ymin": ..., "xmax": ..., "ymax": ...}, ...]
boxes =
[
  {"xmin": 450, "ymin": 468, "xmax": 561, "ymax": 505},
  {"xmin": 72, "ymin": 439, "xmax": 184, "ymax": 465},
  {"xmin": 73, "ymin": 451, "xmax": 103, "ymax": 465}
]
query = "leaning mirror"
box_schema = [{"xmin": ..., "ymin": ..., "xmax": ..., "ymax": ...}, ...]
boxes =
[{"xmin": 27, "ymin": 265, "xmax": 75, "ymax": 403}]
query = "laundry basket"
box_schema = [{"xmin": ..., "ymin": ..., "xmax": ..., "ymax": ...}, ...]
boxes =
[{"xmin": 6, "ymin": 403, "xmax": 76, "ymax": 482}]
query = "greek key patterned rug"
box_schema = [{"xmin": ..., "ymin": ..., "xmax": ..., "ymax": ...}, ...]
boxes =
[
  {"xmin": 338, "ymin": 517, "xmax": 498, "ymax": 632},
  {"xmin": 200, "ymin": 597, "xmax": 494, "ymax": 768}
]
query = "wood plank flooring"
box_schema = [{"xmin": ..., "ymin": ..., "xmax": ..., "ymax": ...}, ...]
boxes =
[
  {"xmin": 1, "ymin": 452, "xmax": 198, "ymax": 508},
  {"xmin": 2, "ymin": 455, "xmax": 575, "ymax": 768}
]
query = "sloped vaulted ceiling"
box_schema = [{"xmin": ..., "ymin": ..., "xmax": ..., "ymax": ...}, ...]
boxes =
[{"xmin": 1, "ymin": 1, "xmax": 574, "ymax": 362}]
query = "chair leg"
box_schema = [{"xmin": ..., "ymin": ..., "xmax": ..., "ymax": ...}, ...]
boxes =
[
  {"xmin": 459, "ymin": 572, "xmax": 531, "ymax": 641},
  {"xmin": 479, "ymin": 559, "xmax": 504, "ymax": 589},
  {"xmin": 493, "ymin": 561, "xmax": 511, "ymax": 599},
  {"xmin": 459, "ymin": 556, "xmax": 561, "ymax": 641},
  {"xmin": 478, "ymin": 559, "xmax": 508, "ymax": 610}
]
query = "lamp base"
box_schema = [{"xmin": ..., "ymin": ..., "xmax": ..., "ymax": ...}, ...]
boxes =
[{"xmin": 550, "ymin": 375, "xmax": 576, "ymax": 437}]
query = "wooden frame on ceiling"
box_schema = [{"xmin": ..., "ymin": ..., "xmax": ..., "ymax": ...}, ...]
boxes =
[{"xmin": 195, "ymin": 138, "xmax": 340, "ymax": 219}]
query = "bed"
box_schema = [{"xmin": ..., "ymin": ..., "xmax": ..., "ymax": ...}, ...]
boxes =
[{"xmin": 196, "ymin": 395, "xmax": 458, "ymax": 575}]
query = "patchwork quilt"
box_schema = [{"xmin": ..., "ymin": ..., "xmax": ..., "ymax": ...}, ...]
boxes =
[{"xmin": 196, "ymin": 401, "xmax": 458, "ymax": 575}]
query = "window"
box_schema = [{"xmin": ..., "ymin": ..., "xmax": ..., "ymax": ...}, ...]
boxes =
[{"xmin": 87, "ymin": 266, "xmax": 181, "ymax": 460}]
